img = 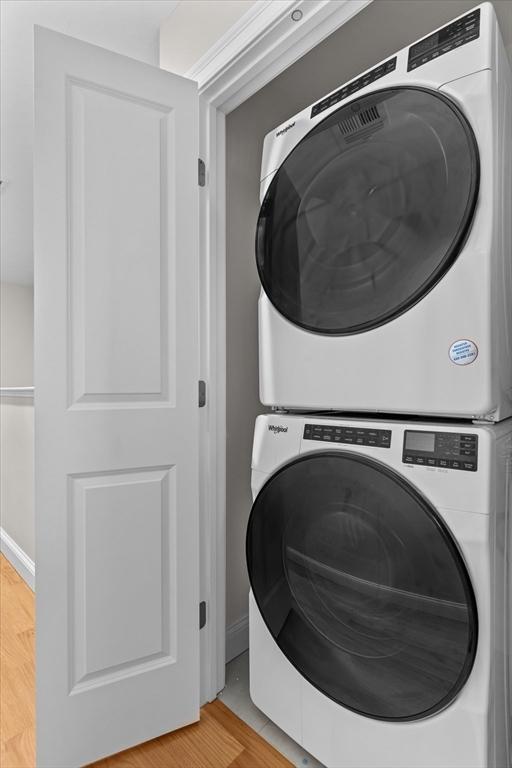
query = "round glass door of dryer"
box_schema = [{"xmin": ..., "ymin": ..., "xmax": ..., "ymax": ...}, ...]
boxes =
[
  {"xmin": 256, "ymin": 87, "xmax": 479, "ymax": 335},
  {"xmin": 246, "ymin": 451, "xmax": 478, "ymax": 721}
]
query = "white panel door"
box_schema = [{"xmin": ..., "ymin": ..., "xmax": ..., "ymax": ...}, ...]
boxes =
[{"xmin": 34, "ymin": 26, "xmax": 199, "ymax": 768}]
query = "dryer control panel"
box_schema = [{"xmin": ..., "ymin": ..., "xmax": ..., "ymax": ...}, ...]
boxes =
[
  {"xmin": 310, "ymin": 57, "xmax": 397, "ymax": 118},
  {"xmin": 403, "ymin": 430, "xmax": 478, "ymax": 471},
  {"xmin": 303, "ymin": 423, "xmax": 391, "ymax": 448},
  {"xmin": 407, "ymin": 8, "xmax": 480, "ymax": 71}
]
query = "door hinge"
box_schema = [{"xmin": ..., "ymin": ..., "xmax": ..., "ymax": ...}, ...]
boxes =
[
  {"xmin": 198, "ymin": 158, "xmax": 206, "ymax": 187},
  {"xmin": 198, "ymin": 380, "xmax": 206, "ymax": 407},
  {"xmin": 199, "ymin": 601, "xmax": 207, "ymax": 629}
]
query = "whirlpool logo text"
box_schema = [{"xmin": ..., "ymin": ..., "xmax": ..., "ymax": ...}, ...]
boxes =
[
  {"xmin": 268, "ymin": 424, "xmax": 288, "ymax": 434},
  {"xmin": 275, "ymin": 122, "xmax": 295, "ymax": 137}
]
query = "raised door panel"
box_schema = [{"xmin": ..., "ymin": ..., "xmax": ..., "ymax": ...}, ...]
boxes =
[
  {"xmin": 68, "ymin": 81, "xmax": 176, "ymax": 406},
  {"xmin": 69, "ymin": 467, "xmax": 176, "ymax": 691}
]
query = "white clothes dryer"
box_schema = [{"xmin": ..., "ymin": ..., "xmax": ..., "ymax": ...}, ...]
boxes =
[
  {"xmin": 257, "ymin": 3, "xmax": 512, "ymax": 421},
  {"xmin": 247, "ymin": 413, "xmax": 512, "ymax": 768}
]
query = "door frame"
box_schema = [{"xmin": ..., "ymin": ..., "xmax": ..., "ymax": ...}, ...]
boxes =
[{"xmin": 193, "ymin": 0, "xmax": 372, "ymax": 701}]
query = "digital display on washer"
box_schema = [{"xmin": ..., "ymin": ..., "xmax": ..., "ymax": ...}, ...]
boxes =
[
  {"xmin": 407, "ymin": 8, "xmax": 480, "ymax": 71},
  {"xmin": 403, "ymin": 430, "xmax": 478, "ymax": 472},
  {"xmin": 405, "ymin": 431, "xmax": 435, "ymax": 453}
]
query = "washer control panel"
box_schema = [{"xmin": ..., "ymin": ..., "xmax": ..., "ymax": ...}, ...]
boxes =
[
  {"xmin": 402, "ymin": 430, "xmax": 478, "ymax": 471},
  {"xmin": 407, "ymin": 8, "xmax": 480, "ymax": 71},
  {"xmin": 304, "ymin": 423, "xmax": 391, "ymax": 448}
]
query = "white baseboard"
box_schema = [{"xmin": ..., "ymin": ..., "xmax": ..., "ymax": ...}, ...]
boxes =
[
  {"xmin": 0, "ymin": 527, "xmax": 35, "ymax": 591},
  {"xmin": 226, "ymin": 613, "xmax": 249, "ymax": 663}
]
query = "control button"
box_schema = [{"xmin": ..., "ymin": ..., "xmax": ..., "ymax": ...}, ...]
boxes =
[
  {"xmin": 404, "ymin": 455, "xmax": 414, "ymax": 463},
  {"xmin": 463, "ymin": 461, "xmax": 476, "ymax": 471},
  {"xmin": 450, "ymin": 460, "xmax": 461, "ymax": 470},
  {"xmin": 439, "ymin": 459, "xmax": 449, "ymax": 468},
  {"xmin": 333, "ymin": 435, "xmax": 342, "ymax": 442},
  {"xmin": 414, "ymin": 457, "xmax": 426, "ymax": 465},
  {"xmin": 322, "ymin": 435, "xmax": 331, "ymax": 441},
  {"xmin": 312, "ymin": 434, "xmax": 323, "ymax": 441},
  {"xmin": 356, "ymin": 438, "xmax": 364, "ymax": 444},
  {"xmin": 460, "ymin": 449, "xmax": 475, "ymax": 457},
  {"xmin": 426, "ymin": 458, "xmax": 437, "ymax": 467},
  {"xmin": 343, "ymin": 436, "xmax": 354, "ymax": 443},
  {"xmin": 367, "ymin": 439, "xmax": 377, "ymax": 446}
]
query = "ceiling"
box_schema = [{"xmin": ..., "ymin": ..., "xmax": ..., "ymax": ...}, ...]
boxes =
[
  {"xmin": 0, "ymin": 0, "xmax": 256, "ymax": 285},
  {"xmin": 160, "ymin": 0, "xmax": 256, "ymax": 76}
]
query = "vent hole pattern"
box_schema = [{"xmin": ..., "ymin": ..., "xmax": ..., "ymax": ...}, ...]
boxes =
[
  {"xmin": 339, "ymin": 105, "xmax": 381, "ymax": 135},
  {"xmin": 360, "ymin": 105, "xmax": 380, "ymax": 125}
]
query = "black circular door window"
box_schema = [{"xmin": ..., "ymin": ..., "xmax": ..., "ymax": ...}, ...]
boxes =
[
  {"xmin": 256, "ymin": 87, "xmax": 479, "ymax": 334},
  {"xmin": 246, "ymin": 452, "xmax": 478, "ymax": 721}
]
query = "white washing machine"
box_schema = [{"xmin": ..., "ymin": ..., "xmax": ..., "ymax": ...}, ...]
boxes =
[
  {"xmin": 247, "ymin": 413, "xmax": 512, "ymax": 768},
  {"xmin": 257, "ymin": 3, "xmax": 512, "ymax": 421}
]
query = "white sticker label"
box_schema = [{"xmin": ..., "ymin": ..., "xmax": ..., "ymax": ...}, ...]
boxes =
[{"xmin": 449, "ymin": 339, "xmax": 478, "ymax": 365}]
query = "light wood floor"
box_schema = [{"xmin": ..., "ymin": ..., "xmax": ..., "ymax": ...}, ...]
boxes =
[{"xmin": 0, "ymin": 554, "xmax": 292, "ymax": 768}]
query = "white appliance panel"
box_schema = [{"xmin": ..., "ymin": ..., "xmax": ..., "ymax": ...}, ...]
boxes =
[{"xmin": 248, "ymin": 413, "xmax": 511, "ymax": 768}]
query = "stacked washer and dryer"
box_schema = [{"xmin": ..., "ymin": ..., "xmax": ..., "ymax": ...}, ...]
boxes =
[{"xmin": 245, "ymin": 4, "xmax": 512, "ymax": 768}]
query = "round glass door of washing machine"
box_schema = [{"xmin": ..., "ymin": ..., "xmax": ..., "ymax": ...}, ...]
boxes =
[
  {"xmin": 246, "ymin": 451, "xmax": 478, "ymax": 721},
  {"xmin": 256, "ymin": 87, "xmax": 479, "ymax": 335}
]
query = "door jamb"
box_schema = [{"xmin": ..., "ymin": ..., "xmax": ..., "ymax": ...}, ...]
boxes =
[{"xmin": 195, "ymin": 0, "xmax": 372, "ymax": 702}]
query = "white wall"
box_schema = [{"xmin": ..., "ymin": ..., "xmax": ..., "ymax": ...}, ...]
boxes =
[
  {"xmin": 0, "ymin": 282, "xmax": 34, "ymax": 387},
  {"xmin": 0, "ymin": 282, "xmax": 35, "ymax": 564},
  {"xmin": 224, "ymin": 0, "xmax": 512, "ymax": 644}
]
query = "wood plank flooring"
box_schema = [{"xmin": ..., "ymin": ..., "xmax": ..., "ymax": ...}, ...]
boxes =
[
  {"xmin": 0, "ymin": 554, "xmax": 36, "ymax": 768},
  {"xmin": 0, "ymin": 554, "xmax": 292, "ymax": 768}
]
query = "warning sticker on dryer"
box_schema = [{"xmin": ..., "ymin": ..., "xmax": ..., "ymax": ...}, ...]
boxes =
[{"xmin": 449, "ymin": 339, "xmax": 478, "ymax": 365}]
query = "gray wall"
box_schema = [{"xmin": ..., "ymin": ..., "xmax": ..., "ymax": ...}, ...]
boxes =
[
  {"xmin": 225, "ymin": 0, "xmax": 512, "ymax": 633},
  {"xmin": 0, "ymin": 282, "xmax": 35, "ymax": 562}
]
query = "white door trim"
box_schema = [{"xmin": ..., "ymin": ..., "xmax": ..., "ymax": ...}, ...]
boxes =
[
  {"xmin": 191, "ymin": 0, "xmax": 372, "ymax": 111},
  {"xmin": 195, "ymin": 0, "xmax": 373, "ymax": 701}
]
